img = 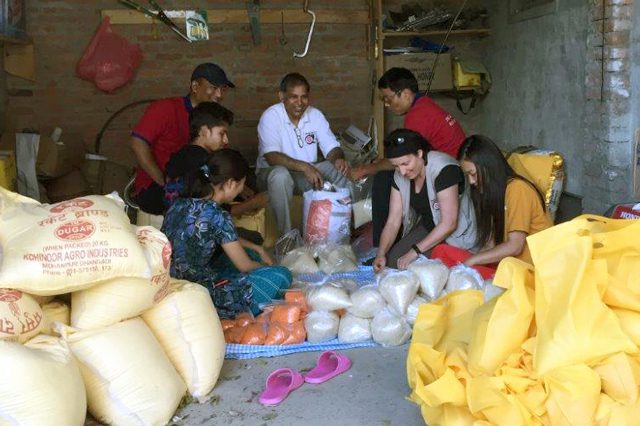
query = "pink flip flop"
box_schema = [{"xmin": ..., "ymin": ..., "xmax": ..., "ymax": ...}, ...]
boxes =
[
  {"xmin": 304, "ymin": 351, "xmax": 352, "ymax": 384},
  {"xmin": 258, "ymin": 368, "xmax": 305, "ymax": 406}
]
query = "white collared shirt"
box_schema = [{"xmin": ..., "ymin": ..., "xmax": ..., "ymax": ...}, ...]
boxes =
[{"xmin": 256, "ymin": 103, "xmax": 340, "ymax": 169}]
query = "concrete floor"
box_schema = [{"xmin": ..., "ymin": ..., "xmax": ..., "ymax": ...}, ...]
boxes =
[{"xmin": 172, "ymin": 345, "xmax": 424, "ymax": 426}]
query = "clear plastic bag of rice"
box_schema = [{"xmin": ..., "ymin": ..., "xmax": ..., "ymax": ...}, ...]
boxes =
[
  {"xmin": 280, "ymin": 247, "xmax": 319, "ymax": 274},
  {"xmin": 348, "ymin": 286, "xmax": 386, "ymax": 319},
  {"xmin": 338, "ymin": 314, "xmax": 371, "ymax": 343},
  {"xmin": 331, "ymin": 278, "xmax": 359, "ymax": 294},
  {"xmin": 405, "ymin": 295, "xmax": 427, "ymax": 325},
  {"xmin": 306, "ymin": 282, "xmax": 352, "ymax": 311},
  {"xmin": 317, "ymin": 244, "xmax": 358, "ymax": 274},
  {"xmin": 378, "ymin": 269, "xmax": 420, "ymax": 315},
  {"xmin": 371, "ymin": 308, "xmax": 411, "ymax": 347},
  {"xmin": 407, "ymin": 256, "xmax": 449, "ymax": 300},
  {"xmin": 304, "ymin": 310, "xmax": 340, "ymax": 343},
  {"xmin": 443, "ymin": 264, "xmax": 484, "ymax": 294}
]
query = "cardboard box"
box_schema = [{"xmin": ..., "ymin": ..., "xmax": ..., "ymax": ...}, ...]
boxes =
[
  {"xmin": 385, "ymin": 52, "xmax": 453, "ymax": 92},
  {"xmin": 44, "ymin": 168, "xmax": 90, "ymax": 203},
  {"xmin": 37, "ymin": 135, "xmax": 71, "ymax": 178},
  {"xmin": 0, "ymin": 150, "xmax": 16, "ymax": 191}
]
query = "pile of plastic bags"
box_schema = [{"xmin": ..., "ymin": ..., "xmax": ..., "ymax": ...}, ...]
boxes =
[{"xmin": 407, "ymin": 215, "xmax": 640, "ymax": 425}]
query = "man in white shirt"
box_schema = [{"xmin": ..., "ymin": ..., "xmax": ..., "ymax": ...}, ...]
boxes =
[{"xmin": 256, "ymin": 73, "xmax": 352, "ymax": 234}]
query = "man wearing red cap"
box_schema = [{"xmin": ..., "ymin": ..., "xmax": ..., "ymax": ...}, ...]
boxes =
[{"xmin": 130, "ymin": 63, "xmax": 235, "ymax": 214}]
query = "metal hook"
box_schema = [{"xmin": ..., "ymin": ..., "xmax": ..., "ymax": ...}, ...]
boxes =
[{"xmin": 293, "ymin": 0, "xmax": 315, "ymax": 58}]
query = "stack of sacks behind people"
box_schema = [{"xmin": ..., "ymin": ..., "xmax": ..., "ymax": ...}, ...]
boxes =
[
  {"xmin": 0, "ymin": 188, "xmax": 225, "ymax": 425},
  {"xmin": 407, "ymin": 214, "xmax": 640, "ymax": 425}
]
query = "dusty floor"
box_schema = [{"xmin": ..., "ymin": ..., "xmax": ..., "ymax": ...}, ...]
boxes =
[{"xmin": 172, "ymin": 345, "xmax": 423, "ymax": 426}]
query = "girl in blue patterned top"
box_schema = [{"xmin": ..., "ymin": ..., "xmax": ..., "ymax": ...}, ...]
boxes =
[{"xmin": 162, "ymin": 149, "xmax": 292, "ymax": 319}]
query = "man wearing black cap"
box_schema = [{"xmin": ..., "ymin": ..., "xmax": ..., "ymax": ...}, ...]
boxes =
[{"xmin": 129, "ymin": 63, "xmax": 235, "ymax": 215}]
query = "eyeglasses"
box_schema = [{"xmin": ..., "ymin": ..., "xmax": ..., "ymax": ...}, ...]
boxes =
[
  {"xmin": 380, "ymin": 90, "xmax": 401, "ymax": 104},
  {"xmin": 294, "ymin": 127, "xmax": 304, "ymax": 148}
]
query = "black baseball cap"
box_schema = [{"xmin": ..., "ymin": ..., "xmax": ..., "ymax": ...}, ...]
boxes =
[{"xmin": 191, "ymin": 63, "xmax": 235, "ymax": 88}]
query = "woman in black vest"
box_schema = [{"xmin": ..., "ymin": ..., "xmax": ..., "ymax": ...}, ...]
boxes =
[{"xmin": 373, "ymin": 129, "xmax": 476, "ymax": 271}]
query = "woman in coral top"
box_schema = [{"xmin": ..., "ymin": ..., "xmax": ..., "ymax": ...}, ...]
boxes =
[{"xmin": 432, "ymin": 135, "xmax": 552, "ymax": 273}]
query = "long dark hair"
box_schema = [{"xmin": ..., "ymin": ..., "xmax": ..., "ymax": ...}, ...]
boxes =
[
  {"xmin": 181, "ymin": 149, "xmax": 249, "ymax": 199},
  {"xmin": 457, "ymin": 135, "xmax": 545, "ymax": 247}
]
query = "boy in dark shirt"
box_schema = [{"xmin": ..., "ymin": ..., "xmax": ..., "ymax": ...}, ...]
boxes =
[
  {"xmin": 165, "ymin": 102, "xmax": 268, "ymax": 244},
  {"xmin": 164, "ymin": 102, "xmax": 268, "ymax": 215}
]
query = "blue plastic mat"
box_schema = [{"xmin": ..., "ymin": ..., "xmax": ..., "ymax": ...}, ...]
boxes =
[
  {"xmin": 297, "ymin": 265, "xmax": 376, "ymax": 286},
  {"xmin": 225, "ymin": 266, "xmax": 379, "ymax": 359},
  {"xmin": 225, "ymin": 339, "xmax": 377, "ymax": 360}
]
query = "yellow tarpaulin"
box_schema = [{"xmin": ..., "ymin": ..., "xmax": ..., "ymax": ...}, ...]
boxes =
[{"xmin": 407, "ymin": 215, "xmax": 640, "ymax": 425}]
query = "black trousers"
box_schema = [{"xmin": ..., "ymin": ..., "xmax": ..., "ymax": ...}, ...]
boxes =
[
  {"xmin": 136, "ymin": 183, "xmax": 166, "ymax": 215},
  {"xmin": 372, "ymin": 170, "xmax": 399, "ymax": 247}
]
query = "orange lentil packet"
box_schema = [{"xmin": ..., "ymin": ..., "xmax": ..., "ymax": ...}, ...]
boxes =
[
  {"xmin": 264, "ymin": 323, "xmax": 287, "ymax": 345},
  {"xmin": 224, "ymin": 326, "xmax": 246, "ymax": 343},
  {"xmin": 281, "ymin": 321, "xmax": 306, "ymax": 345},
  {"xmin": 255, "ymin": 311, "xmax": 271, "ymax": 324},
  {"xmin": 240, "ymin": 323, "xmax": 267, "ymax": 345},
  {"xmin": 235, "ymin": 312, "xmax": 255, "ymax": 328},
  {"xmin": 284, "ymin": 289, "xmax": 309, "ymax": 313},
  {"xmin": 271, "ymin": 304, "xmax": 302, "ymax": 324},
  {"xmin": 220, "ymin": 319, "xmax": 235, "ymax": 331}
]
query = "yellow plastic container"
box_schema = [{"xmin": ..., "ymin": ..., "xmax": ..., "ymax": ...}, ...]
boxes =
[
  {"xmin": 0, "ymin": 150, "xmax": 16, "ymax": 191},
  {"xmin": 453, "ymin": 60, "xmax": 481, "ymax": 90}
]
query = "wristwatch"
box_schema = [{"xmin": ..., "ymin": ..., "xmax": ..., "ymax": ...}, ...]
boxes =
[{"xmin": 412, "ymin": 244, "xmax": 422, "ymax": 255}]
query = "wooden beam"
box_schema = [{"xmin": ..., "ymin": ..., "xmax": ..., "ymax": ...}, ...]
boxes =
[
  {"xmin": 0, "ymin": 35, "xmax": 32, "ymax": 45},
  {"xmin": 102, "ymin": 9, "xmax": 370, "ymax": 25}
]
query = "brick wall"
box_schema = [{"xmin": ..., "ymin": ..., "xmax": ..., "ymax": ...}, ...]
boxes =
[
  {"xmin": 4, "ymin": 0, "xmax": 371, "ymax": 193},
  {"xmin": 584, "ymin": 0, "xmax": 636, "ymax": 212}
]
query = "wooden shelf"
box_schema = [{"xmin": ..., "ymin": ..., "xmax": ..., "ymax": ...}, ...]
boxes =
[
  {"xmin": 0, "ymin": 35, "xmax": 31, "ymax": 45},
  {"xmin": 102, "ymin": 9, "xmax": 369, "ymax": 25},
  {"xmin": 381, "ymin": 28, "xmax": 490, "ymax": 38}
]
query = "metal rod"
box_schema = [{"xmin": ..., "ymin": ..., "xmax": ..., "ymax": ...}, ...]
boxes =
[
  {"xmin": 425, "ymin": 0, "xmax": 468, "ymax": 95},
  {"xmin": 148, "ymin": 0, "xmax": 192, "ymax": 42},
  {"xmin": 600, "ymin": 0, "xmax": 606, "ymax": 104},
  {"xmin": 119, "ymin": 0, "xmax": 191, "ymax": 43}
]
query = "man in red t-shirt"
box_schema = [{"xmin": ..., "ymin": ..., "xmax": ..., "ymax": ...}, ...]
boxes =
[
  {"xmin": 130, "ymin": 63, "xmax": 235, "ymax": 214},
  {"xmin": 353, "ymin": 67, "xmax": 466, "ymax": 246}
]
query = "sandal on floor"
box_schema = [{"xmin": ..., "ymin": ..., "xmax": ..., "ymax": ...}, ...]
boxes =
[
  {"xmin": 304, "ymin": 351, "xmax": 352, "ymax": 384},
  {"xmin": 258, "ymin": 368, "xmax": 304, "ymax": 406}
]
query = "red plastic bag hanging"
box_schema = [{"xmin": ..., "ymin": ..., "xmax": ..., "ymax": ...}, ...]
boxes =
[{"xmin": 76, "ymin": 17, "xmax": 142, "ymax": 92}]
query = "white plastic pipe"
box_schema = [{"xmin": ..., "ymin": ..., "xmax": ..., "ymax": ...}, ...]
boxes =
[{"xmin": 293, "ymin": 1, "xmax": 316, "ymax": 58}]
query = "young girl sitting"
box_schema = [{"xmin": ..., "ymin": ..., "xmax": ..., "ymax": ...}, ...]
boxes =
[
  {"xmin": 432, "ymin": 135, "xmax": 552, "ymax": 274},
  {"xmin": 162, "ymin": 148, "xmax": 292, "ymax": 319}
]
